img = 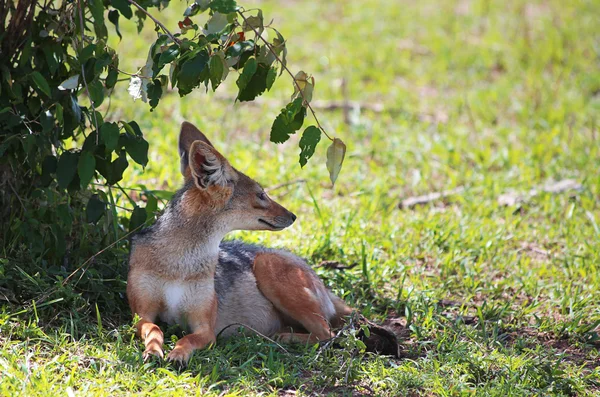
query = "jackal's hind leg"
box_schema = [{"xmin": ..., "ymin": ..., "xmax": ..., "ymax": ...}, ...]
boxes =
[{"xmin": 253, "ymin": 252, "xmax": 337, "ymax": 342}]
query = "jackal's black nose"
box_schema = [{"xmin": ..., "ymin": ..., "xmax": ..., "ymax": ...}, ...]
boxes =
[{"xmin": 290, "ymin": 212, "xmax": 297, "ymax": 223}]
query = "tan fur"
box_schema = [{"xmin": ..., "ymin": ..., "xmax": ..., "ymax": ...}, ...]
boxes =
[
  {"xmin": 253, "ymin": 252, "xmax": 344, "ymax": 341},
  {"xmin": 127, "ymin": 122, "xmax": 351, "ymax": 365}
]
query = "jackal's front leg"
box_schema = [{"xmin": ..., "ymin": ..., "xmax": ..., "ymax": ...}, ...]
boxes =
[
  {"xmin": 136, "ymin": 317, "xmax": 165, "ymax": 360},
  {"xmin": 166, "ymin": 295, "xmax": 218, "ymax": 365}
]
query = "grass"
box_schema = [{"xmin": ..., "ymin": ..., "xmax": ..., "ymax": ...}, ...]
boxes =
[{"xmin": 2, "ymin": 0, "xmax": 600, "ymax": 395}]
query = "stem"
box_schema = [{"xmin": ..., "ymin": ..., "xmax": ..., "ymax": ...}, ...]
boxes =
[
  {"xmin": 76, "ymin": 0, "xmax": 99, "ymax": 141},
  {"xmin": 237, "ymin": 10, "xmax": 333, "ymax": 141},
  {"xmin": 127, "ymin": 0, "xmax": 181, "ymax": 45}
]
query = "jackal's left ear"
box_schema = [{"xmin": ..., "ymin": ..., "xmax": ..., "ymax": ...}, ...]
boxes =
[
  {"xmin": 188, "ymin": 141, "xmax": 233, "ymax": 189},
  {"xmin": 179, "ymin": 122, "xmax": 215, "ymax": 175}
]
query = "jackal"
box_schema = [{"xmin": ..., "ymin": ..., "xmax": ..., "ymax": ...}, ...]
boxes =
[{"xmin": 127, "ymin": 122, "xmax": 351, "ymax": 364}]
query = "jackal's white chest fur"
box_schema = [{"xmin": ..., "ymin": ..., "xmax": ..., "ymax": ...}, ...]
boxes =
[{"xmin": 157, "ymin": 278, "xmax": 215, "ymax": 327}]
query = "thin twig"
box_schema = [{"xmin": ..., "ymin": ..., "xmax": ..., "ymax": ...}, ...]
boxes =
[
  {"xmin": 62, "ymin": 222, "xmax": 146, "ymax": 286},
  {"xmin": 116, "ymin": 182, "xmax": 135, "ymax": 205},
  {"xmin": 344, "ymin": 349, "xmax": 358, "ymax": 384},
  {"xmin": 237, "ymin": 10, "xmax": 333, "ymax": 141},
  {"xmin": 127, "ymin": 0, "xmax": 181, "ymax": 44},
  {"xmin": 7, "ymin": 179, "xmax": 25, "ymax": 210},
  {"xmin": 266, "ymin": 178, "xmax": 306, "ymax": 192},
  {"xmin": 76, "ymin": 0, "xmax": 99, "ymax": 140},
  {"xmin": 215, "ymin": 322, "xmax": 290, "ymax": 354}
]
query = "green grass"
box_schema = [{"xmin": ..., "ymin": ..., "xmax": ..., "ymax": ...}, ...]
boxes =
[{"xmin": 2, "ymin": 0, "xmax": 600, "ymax": 395}]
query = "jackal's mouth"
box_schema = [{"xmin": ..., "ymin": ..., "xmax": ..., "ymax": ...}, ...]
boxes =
[{"xmin": 258, "ymin": 218, "xmax": 285, "ymax": 231}]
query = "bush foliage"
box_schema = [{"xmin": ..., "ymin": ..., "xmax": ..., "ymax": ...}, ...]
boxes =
[{"xmin": 0, "ymin": 0, "xmax": 343, "ymax": 315}]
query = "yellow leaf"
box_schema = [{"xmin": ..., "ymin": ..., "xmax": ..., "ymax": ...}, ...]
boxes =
[{"xmin": 326, "ymin": 138, "xmax": 346, "ymax": 186}]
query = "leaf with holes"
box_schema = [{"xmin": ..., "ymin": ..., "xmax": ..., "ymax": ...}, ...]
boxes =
[
  {"xmin": 299, "ymin": 126, "xmax": 321, "ymax": 167},
  {"xmin": 270, "ymin": 97, "xmax": 306, "ymax": 143}
]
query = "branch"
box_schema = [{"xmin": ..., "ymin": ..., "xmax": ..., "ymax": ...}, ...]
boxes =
[
  {"xmin": 76, "ymin": 0, "xmax": 99, "ymax": 140},
  {"xmin": 237, "ymin": 10, "xmax": 333, "ymax": 141},
  {"xmin": 215, "ymin": 322, "xmax": 290, "ymax": 354},
  {"xmin": 127, "ymin": 0, "xmax": 181, "ymax": 45}
]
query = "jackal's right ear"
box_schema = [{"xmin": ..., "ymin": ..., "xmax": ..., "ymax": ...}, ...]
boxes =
[
  {"xmin": 188, "ymin": 141, "xmax": 233, "ymax": 189},
  {"xmin": 179, "ymin": 121, "xmax": 215, "ymax": 175}
]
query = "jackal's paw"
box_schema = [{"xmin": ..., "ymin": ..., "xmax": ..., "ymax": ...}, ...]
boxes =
[
  {"xmin": 143, "ymin": 346, "xmax": 164, "ymax": 361},
  {"xmin": 166, "ymin": 347, "xmax": 191, "ymax": 366}
]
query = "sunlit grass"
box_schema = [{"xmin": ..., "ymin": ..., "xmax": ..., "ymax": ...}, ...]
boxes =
[{"xmin": 2, "ymin": 0, "xmax": 600, "ymax": 395}]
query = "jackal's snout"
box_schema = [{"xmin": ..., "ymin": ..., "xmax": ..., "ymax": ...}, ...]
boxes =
[{"xmin": 258, "ymin": 203, "xmax": 296, "ymax": 231}]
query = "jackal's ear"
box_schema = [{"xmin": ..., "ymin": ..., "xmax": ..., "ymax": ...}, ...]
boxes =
[
  {"xmin": 189, "ymin": 141, "xmax": 233, "ymax": 189},
  {"xmin": 179, "ymin": 122, "xmax": 215, "ymax": 175}
]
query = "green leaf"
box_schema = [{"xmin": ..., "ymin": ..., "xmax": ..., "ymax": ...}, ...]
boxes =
[
  {"xmin": 88, "ymin": 79, "xmax": 105, "ymax": 107},
  {"xmin": 147, "ymin": 79, "xmax": 163, "ymax": 110},
  {"xmin": 97, "ymin": 150, "xmax": 129, "ymax": 185},
  {"xmin": 184, "ymin": 0, "xmax": 211, "ymax": 17},
  {"xmin": 41, "ymin": 155, "xmax": 57, "ymax": 186},
  {"xmin": 266, "ymin": 66, "xmax": 277, "ymax": 91},
  {"xmin": 237, "ymin": 62, "xmax": 269, "ymax": 102},
  {"xmin": 78, "ymin": 151, "xmax": 96, "ymax": 189},
  {"xmin": 242, "ymin": 12, "xmax": 263, "ymax": 33},
  {"xmin": 100, "ymin": 122, "xmax": 120, "ymax": 152},
  {"xmin": 225, "ymin": 40, "xmax": 254, "ymax": 59},
  {"xmin": 58, "ymin": 75, "xmax": 80, "ymax": 91},
  {"xmin": 55, "ymin": 103, "xmax": 63, "ymax": 124},
  {"xmin": 129, "ymin": 205, "xmax": 147, "ymax": 233},
  {"xmin": 124, "ymin": 120, "xmax": 143, "ymax": 137},
  {"xmin": 112, "ymin": 0, "xmax": 133, "ymax": 19},
  {"xmin": 105, "ymin": 68, "xmax": 118, "ymax": 89},
  {"xmin": 57, "ymin": 151, "xmax": 79, "ymax": 189},
  {"xmin": 86, "ymin": 194, "xmax": 106, "ymax": 223},
  {"xmin": 124, "ymin": 135, "xmax": 149, "ymax": 167},
  {"xmin": 89, "ymin": 0, "xmax": 108, "ymax": 39},
  {"xmin": 176, "ymin": 50, "xmax": 209, "ymax": 96},
  {"xmin": 209, "ymin": 54, "xmax": 224, "ymax": 91},
  {"xmin": 270, "ymin": 97, "xmax": 306, "ymax": 143},
  {"xmin": 236, "ymin": 57, "xmax": 257, "ymax": 92},
  {"xmin": 158, "ymin": 45, "xmax": 179, "ymax": 70},
  {"xmin": 326, "ymin": 138, "xmax": 346, "ymax": 186},
  {"xmin": 108, "ymin": 10, "xmax": 122, "ymax": 40},
  {"xmin": 209, "ymin": 0, "xmax": 237, "ymax": 14},
  {"xmin": 95, "ymin": 52, "xmax": 113, "ymax": 74},
  {"xmin": 299, "ymin": 126, "xmax": 321, "ymax": 167},
  {"xmin": 30, "ymin": 71, "xmax": 51, "ymax": 97},
  {"xmin": 40, "ymin": 110, "xmax": 54, "ymax": 133}
]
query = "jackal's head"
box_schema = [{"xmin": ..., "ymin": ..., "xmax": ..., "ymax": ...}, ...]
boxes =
[{"xmin": 177, "ymin": 121, "xmax": 296, "ymax": 232}]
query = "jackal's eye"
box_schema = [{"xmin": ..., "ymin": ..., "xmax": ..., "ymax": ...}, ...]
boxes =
[{"xmin": 256, "ymin": 191, "xmax": 268, "ymax": 201}]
